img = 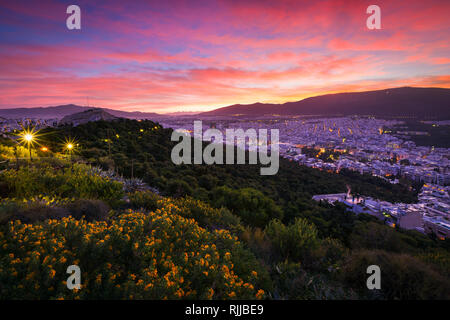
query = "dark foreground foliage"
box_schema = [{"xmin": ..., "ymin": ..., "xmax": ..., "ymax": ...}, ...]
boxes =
[{"xmin": 0, "ymin": 119, "xmax": 448, "ymax": 299}]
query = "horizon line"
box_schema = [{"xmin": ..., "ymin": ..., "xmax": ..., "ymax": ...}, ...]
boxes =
[{"xmin": 0, "ymin": 85, "xmax": 448, "ymax": 115}]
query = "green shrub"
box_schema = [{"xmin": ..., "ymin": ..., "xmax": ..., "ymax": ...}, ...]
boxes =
[
  {"xmin": 128, "ymin": 191, "xmax": 161, "ymax": 212},
  {"xmin": 0, "ymin": 164, "xmax": 123, "ymax": 206},
  {"xmin": 0, "ymin": 199, "xmax": 70, "ymax": 224},
  {"xmin": 240, "ymin": 227, "xmax": 274, "ymax": 264},
  {"xmin": 340, "ymin": 250, "xmax": 450, "ymax": 299},
  {"xmin": 0, "ymin": 206, "xmax": 267, "ymax": 300},
  {"xmin": 265, "ymin": 218, "xmax": 319, "ymax": 263},
  {"xmin": 66, "ymin": 199, "xmax": 110, "ymax": 221},
  {"xmin": 270, "ymin": 261, "xmax": 358, "ymax": 299},
  {"xmin": 210, "ymin": 186, "xmax": 283, "ymax": 227},
  {"xmin": 167, "ymin": 179, "xmax": 193, "ymax": 197},
  {"xmin": 172, "ymin": 197, "xmax": 242, "ymax": 232}
]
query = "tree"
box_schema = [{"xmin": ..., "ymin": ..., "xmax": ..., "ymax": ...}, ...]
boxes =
[{"xmin": 210, "ymin": 186, "xmax": 282, "ymax": 227}]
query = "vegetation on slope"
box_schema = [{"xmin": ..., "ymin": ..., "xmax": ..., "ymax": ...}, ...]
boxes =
[{"xmin": 0, "ymin": 119, "xmax": 448, "ymax": 299}]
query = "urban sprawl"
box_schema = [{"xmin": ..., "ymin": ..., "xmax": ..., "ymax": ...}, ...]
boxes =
[
  {"xmin": 2, "ymin": 115, "xmax": 449, "ymax": 239},
  {"xmin": 161, "ymin": 116, "xmax": 450, "ymax": 240}
]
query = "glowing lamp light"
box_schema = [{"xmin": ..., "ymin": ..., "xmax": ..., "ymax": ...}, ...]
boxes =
[
  {"xmin": 63, "ymin": 137, "xmax": 78, "ymax": 155},
  {"xmin": 24, "ymin": 133, "xmax": 34, "ymax": 142},
  {"xmin": 18, "ymin": 126, "xmax": 40, "ymax": 161}
]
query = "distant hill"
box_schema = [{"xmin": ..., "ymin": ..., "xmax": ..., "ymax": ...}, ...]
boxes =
[
  {"xmin": 164, "ymin": 111, "xmax": 201, "ymax": 116},
  {"xmin": 2, "ymin": 87, "xmax": 449, "ymax": 121},
  {"xmin": 201, "ymin": 87, "xmax": 450, "ymax": 119},
  {"xmin": 0, "ymin": 104, "xmax": 162, "ymax": 120},
  {"xmin": 59, "ymin": 109, "xmax": 119, "ymax": 126}
]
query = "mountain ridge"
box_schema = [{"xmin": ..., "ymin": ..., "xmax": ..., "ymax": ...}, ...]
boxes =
[
  {"xmin": 1, "ymin": 87, "xmax": 449, "ymax": 120},
  {"xmin": 0, "ymin": 104, "xmax": 162, "ymax": 120},
  {"xmin": 201, "ymin": 87, "xmax": 450, "ymax": 119}
]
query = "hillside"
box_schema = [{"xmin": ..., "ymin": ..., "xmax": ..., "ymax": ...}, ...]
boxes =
[
  {"xmin": 201, "ymin": 87, "xmax": 450, "ymax": 119},
  {"xmin": 0, "ymin": 104, "xmax": 162, "ymax": 120},
  {"xmin": 59, "ymin": 109, "xmax": 119, "ymax": 126},
  {"xmin": 2, "ymin": 87, "xmax": 449, "ymax": 121},
  {"xmin": 0, "ymin": 162, "xmax": 267, "ymax": 299},
  {"xmin": 0, "ymin": 119, "xmax": 449, "ymax": 300}
]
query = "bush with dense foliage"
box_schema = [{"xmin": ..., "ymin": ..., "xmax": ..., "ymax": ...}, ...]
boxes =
[
  {"xmin": 265, "ymin": 218, "xmax": 319, "ymax": 263},
  {"xmin": 0, "ymin": 164, "xmax": 123, "ymax": 206},
  {"xmin": 0, "ymin": 203, "xmax": 268, "ymax": 299},
  {"xmin": 0, "ymin": 120, "xmax": 448, "ymax": 300},
  {"xmin": 210, "ymin": 186, "xmax": 283, "ymax": 228},
  {"xmin": 340, "ymin": 250, "xmax": 450, "ymax": 299}
]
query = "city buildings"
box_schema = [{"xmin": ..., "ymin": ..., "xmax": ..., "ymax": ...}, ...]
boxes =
[{"xmin": 161, "ymin": 116, "xmax": 449, "ymax": 238}]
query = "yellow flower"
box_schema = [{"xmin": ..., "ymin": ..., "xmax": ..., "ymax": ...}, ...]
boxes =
[
  {"xmin": 144, "ymin": 283, "xmax": 153, "ymax": 291},
  {"xmin": 256, "ymin": 289, "xmax": 265, "ymax": 299}
]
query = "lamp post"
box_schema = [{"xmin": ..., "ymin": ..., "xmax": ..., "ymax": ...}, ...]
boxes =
[
  {"xmin": 23, "ymin": 132, "xmax": 34, "ymax": 161},
  {"xmin": 66, "ymin": 142, "xmax": 73, "ymax": 160}
]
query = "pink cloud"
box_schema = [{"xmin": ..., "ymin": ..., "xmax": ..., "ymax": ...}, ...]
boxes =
[{"xmin": 0, "ymin": 0, "xmax": 448, "ymax": 112}]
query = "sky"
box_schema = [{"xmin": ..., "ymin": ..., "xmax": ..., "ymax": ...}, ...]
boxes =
[{"xmin": 0, "ymin": 0, "xmax": 449, "ymax": 113}]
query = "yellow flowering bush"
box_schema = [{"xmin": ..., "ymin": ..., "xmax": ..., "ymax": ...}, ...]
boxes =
[
  {"xmin": 0, "ymin": 200, "xmax": 266, "ymax": 300},
  {"xmin": 156, "ymin": 197, "xmax": 243, "ymax": 233}
]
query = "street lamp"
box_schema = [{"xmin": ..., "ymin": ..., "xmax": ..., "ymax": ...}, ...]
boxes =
[
  {"xmin": 24, "ymin": 133, "xmax": 33, "ymax": 142},
  {"xmin": 19, "ymin": 128, "xmax": 36, "ymax": 161},
  {"xmin": 65, "ymin": 142, "xmax": 75, "ymax": 159},
  {"xmin": 65, "ymin": 142, "xmax": 74, "ymax": 166},
  {"xmin": 63, "ymin": 137, "xmax": 78, "ymax": 166}
]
